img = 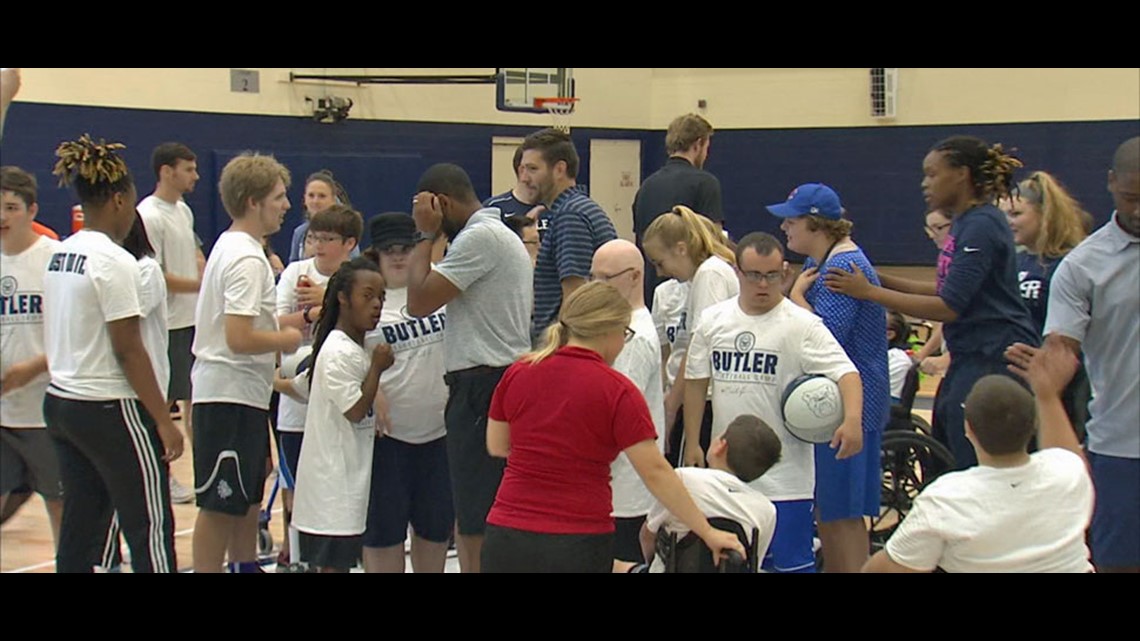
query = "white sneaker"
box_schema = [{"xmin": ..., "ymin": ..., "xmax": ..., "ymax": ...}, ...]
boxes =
[{"xmin": 170, "ymin": 476, "xmax": 195, "ymax": 504}]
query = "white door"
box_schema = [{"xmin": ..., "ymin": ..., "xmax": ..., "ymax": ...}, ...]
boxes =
[
  {"xmin": 589, "ymin": 139, "xmax": 641, "ymax": 242},
  {"xmin": 490, "ymin": 136, "xmax": 526, "ymax": 198}
]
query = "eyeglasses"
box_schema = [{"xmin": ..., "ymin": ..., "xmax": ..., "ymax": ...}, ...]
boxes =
[
  {"xmin": 740, "ymin": 270, "xmax": 783, "ymax": 284},
  {"xmin": 623, "ymin": 326, "xmax": 636, "ymax": 343},
  {"xmin": 589, "ymin": 267, "xmax": 636, "ymax": 282},
  {"xmin": 306, "ymin": 233, "xmax": 344, "ymax": 245},
  {"xmin": 924, "ymin": 222, "xmax": 951, "ymax": 235}
]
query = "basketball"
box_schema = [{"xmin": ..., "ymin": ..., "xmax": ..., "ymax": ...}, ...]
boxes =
[
  {"xmin": 280, "ymin": 345, "xmax": 313, "ymax": 379},
  {"xmin": 781, "ymin": 375, "xmax": 845, "ymax": 444}
]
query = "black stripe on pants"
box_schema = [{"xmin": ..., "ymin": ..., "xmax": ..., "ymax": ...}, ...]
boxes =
[{"xmin": 44, "ymin": 394, "xmax": 177, "ymax": 573}]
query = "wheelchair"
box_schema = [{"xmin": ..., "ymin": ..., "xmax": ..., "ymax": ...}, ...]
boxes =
[
  {"xmin": 870, "ymin": 362, "xmax": 954, "ymax": 552},
  {"xmin": 656, "ymin": 517, "xmax": 759, "ymax": 573}
]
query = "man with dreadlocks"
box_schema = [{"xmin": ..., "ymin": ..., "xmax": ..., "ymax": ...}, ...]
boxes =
[
  {"xmin": 825, "ymin": 136, "xmax": 1039, "ymax": 471},
  {"xmin": 42, "ymin": 134, "xmax": 183, "ymax": 573},
  {"xmin": 191, "ymin": 152, "xmax": 302, "ymax": 574}
]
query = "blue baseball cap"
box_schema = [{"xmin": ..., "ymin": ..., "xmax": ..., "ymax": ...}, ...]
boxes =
[{"xmin": 766, "ymin": 183, "xmax": 843, "ymax": 220}]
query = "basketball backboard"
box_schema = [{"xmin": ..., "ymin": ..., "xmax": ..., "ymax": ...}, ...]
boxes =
[{"xmin": 496, "ymin": 68, "xmax": 575, "ymax": 113}]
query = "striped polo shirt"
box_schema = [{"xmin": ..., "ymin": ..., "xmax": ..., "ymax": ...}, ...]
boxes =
[{"xmin": 531, "ymin": 185, "xmax": 617, "ymax": 342}]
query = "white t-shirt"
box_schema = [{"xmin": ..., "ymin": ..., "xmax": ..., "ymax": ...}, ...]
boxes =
[
  {"xmin": 611, "ymin": 307, "xmax": 667, "ymax": 518},
  {"xmin": 646, "ymin": 467, "xmax": 777, "ymax": 573},
  {"xmin": 885, "ymin": 448, "xmax": 1094, "ymax": 573},
  {"xmin": 275, "ymin": 258, "xmax": 332, "ymax": 432},
  {"xmin": 685, "ymin": 297, "xmax": 858, "ymax": 501},
  {"xmin": 888, "ymin": 348, "xmax": 912, "ymax": 400},
  {"xmin": 678, "ymin": 256, "xmax": 738, "ymax": 402},
  {"xmin": 652, "ymin": 278, "xmax": 690, "ymax": 389},
  {"xmin": 363, "ymin": 287, "xmax": 447, "ymax": 444},
  {"xmin": 292, "ymin": 330, "xmax": 376, "ymax": 536},
  {"xmin": 191, "ymin": 231, "xmax": 278, "ymax": 410},
  {"xmin": 1, "ymin": 235, "xmax": 61, "ymax": 427},
  {"xmin": 138, "ymin": 257, "xmax": 170, "ymax": 397},
  {"xmin": 137, "ymin": 194, "xmax": 199, "ymax": 330},
  {"xmin": 43, "ymin": 230, "xmax": 142, "ymax": 401}
]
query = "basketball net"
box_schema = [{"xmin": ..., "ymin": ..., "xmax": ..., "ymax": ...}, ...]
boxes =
[{"xmin": 537, "ymin": 98, "xmax": 578, "ymax": 133}]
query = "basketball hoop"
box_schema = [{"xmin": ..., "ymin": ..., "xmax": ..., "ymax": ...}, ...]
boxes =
[{"xmin": 535, "ymin": 97, "xmax": 579, "ymax": 133}]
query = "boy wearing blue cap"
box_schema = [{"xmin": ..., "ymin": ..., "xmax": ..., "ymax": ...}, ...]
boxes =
[{"xmin": 768, "ymin": 183, "xmax": 890, "ymax": 574}]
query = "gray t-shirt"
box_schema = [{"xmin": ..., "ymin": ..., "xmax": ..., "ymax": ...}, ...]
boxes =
[
  {"xmin": 1044, "ymin": 213, "xmax": 1140, "ymax": 459},
  {"xmin": 433, "ymin": 208, "xmax": 533, "ymax": 372}
]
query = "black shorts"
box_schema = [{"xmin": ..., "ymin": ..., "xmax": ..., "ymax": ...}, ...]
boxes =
[
  {"xmin": 0, "ymin": 427, "xmax": 63, "ymax": 499},
  {"xmin": 481, "ymin": 524, "xmax": 613, "ymax": 573},
  {"xmin": 192, "ymin": 403, "xmax": 269, "ymax": 516},
  {"xmin": 276, "ymin": 431, "xmax": 303, "ymax": 491},
  {"xmin": 166, "ymin": 327, "xmax": 195, "ymax": 402},
  {"xmin": 298, "ymin": 531, "xmax": 362, "ymax": 572},
  {"xmin": 614, "ymin": 515, "xmax": 648, "ymax": 564},
  {"xmin": 363, "ymin": 436, "xmax": 454, "ymax": 548},
  {"xmin": 443, "ymin": 366, "xmax": 507, "ymax": 536}
]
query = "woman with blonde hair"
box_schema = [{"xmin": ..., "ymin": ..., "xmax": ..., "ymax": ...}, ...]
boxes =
[
  {"xmin": 481, "ymin": 281, "xmax": 745, "ymax": 572},
  {"xmin": 642, "ymin": 205, "xmax": 738, "ymax": 466},
  {"xmin": 1007, "ymin": 170, "xmax": 1091, "ymax": 438},
  {"xmin": 1008, "ymin": 171, "xmax": 1088, "ymax": 333}
]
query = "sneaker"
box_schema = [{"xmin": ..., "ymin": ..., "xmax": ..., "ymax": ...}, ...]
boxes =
[{"xmin": 169, "ymin": 476, "xmax": 195, "ymax": 504}]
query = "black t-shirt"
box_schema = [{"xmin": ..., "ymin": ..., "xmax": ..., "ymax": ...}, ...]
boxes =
[{"xmin": 632, "ymin": 157, "xmax": 723, "ymax": 239}]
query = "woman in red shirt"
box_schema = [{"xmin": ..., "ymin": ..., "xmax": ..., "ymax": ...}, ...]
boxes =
[{"xmin": 482, "ymin": 281, "xmax": 745, "ymax": 573}]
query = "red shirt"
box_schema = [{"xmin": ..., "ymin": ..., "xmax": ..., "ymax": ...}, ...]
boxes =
[{"xmin": 487, "ymin": 346, "xmax": 658, "ymax": 535}]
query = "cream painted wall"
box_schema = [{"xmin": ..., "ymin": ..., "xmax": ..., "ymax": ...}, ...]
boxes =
[
  {"xmin": 15, "ymin": 68, "xmax": 1138, "ymax": 130},
  {"xmin": 649, "ymin": 68, "xmax": 1140, "ymax": 129},
  {"xmin": 16, "ymin": 67, "xmax": 653, "ymax": 129}
]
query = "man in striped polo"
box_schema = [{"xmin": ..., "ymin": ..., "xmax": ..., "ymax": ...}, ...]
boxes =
[{"xmin": 519, "ymin": 128, "xmax": 617, "ymax": 344}]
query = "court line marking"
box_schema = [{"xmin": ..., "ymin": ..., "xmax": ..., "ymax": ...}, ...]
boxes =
[{"xmin": 4, "ymin": 508, "xmax": 284, "ymax": 574}]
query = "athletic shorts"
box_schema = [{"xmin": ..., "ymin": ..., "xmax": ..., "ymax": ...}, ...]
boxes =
[
  {"xmin": 443, "ymin": 366, "xmax": 507, "ymax": 536},
  {"xmin": 814, "ymin": 429, "xmax": 882, "ymax": 522},
  {"xmin": 0, "ymin": 427, "xmax": 63, "ymax": 499},
  {"xmin": 298, "ymin": 531, "xmax": 361, "ymax": 572},
  {"xmin": 363, "ymin": 435, "xmax": 454, "ymax": 548},
  {"xmin": 276, "ymin": 431, "xmax": 303, "ymax": 491},
  {"xmin": 761, "ymin": 499, "xmax": 816, "ymax": 573},
  {"xmin": 192, "ymin": 403, "xmax": 269, "ymax": 516}
]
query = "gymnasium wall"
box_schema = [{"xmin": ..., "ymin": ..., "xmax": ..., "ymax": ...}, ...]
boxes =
[{"xmin": 4, "ymin": 68, "xmax": 1137, "ymax": 263}]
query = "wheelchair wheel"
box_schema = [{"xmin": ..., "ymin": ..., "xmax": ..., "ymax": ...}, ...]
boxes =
[
  {"xmin": 258, "ymin": 527, "xmax": 274, "ymax": 557},
  {"xmin": 870, "ymin": 431, "xmax": 954, "ymax": 551},
  {"xmin": 911, "ymin": 414, "xmax": 933, "ymax": 436}
]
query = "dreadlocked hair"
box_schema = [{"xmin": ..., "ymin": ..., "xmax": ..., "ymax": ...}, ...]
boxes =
[
  {"xmin": 307, "ymin": 256, "xmax": 382, "ymax": 390},
  {"xmin": 52, "ymin": 134, "xmax": 134, "ymax": 207},
  {"xmin": 932, "ymin": 136, "xmax": 1023, "ymax": 203}
]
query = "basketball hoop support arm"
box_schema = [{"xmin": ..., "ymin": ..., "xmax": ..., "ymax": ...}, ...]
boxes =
[{"xmin": 287, "ymin": 72, "xmax": 498, "ymax": 85}]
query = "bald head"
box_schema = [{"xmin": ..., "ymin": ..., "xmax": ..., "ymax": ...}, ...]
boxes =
[
  {"xmin": 1113, "ymin": 137, "xmax": 1140, "ymax": 175},
  {"xmin": 591, "ymin": 239, "xmax": 645, "ymax": 307},
  {"xmin": 1109, "ymin": 137, "xmax": 1140, "ymax": 237}
]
